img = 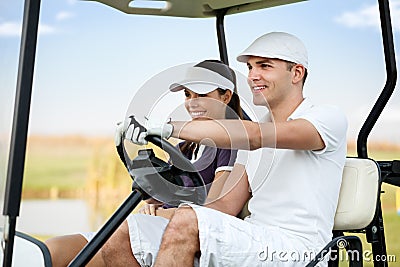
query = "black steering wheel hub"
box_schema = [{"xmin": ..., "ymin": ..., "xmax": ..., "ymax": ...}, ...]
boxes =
[{"xmin": 117, "ymin": 135, "xmax": 207, "ymax": 206}]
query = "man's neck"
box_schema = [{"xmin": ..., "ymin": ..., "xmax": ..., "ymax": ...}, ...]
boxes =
[{"xmin": 270, "ymin": 95, "xmax": 304, "ymax": 122}]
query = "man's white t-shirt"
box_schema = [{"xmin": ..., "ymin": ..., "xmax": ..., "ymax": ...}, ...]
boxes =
[{"xmin": 236, "ymin": 98, "xmax": 348, "ymax": 248}]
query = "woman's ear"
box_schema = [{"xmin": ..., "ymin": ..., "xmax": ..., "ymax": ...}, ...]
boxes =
[{"xmin": 223, "ymin": 90, "xmax": 233, "ymax": 104}]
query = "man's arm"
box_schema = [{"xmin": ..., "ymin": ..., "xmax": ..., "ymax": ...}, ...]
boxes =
[
  {"xmin": 205, "ymin": 170, "xmax": 231, "ymax": 203},
  {"xmin": 155, "ymin": 165, "xmax": 250, "ymax": 219},
  {"xmin": 205, "ymin": 164, "xmax": 251, "ymax": 216},
  {"xmin": 171, "ymin": 119, "xmax": 324, "ymax": 151}
]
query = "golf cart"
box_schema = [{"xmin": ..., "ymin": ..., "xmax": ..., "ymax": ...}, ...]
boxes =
[{"xmin": 1, "ymin": 0, "xmax": 399, "ymax": 266}]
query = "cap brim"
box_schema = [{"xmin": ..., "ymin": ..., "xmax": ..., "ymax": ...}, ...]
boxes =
[
  {"xmin": 237, "ymin": 52, "xmax": 296, "ymax": 64},
  {"xmin": 236, "ymin": 54, "xmax": 250, "ymax": 63},
  {"xmin": 169, "ymin": 65, "xmax": 234, "ymax": 94},
  {"xmin": 169, "ymin": 81, "xmax": 222, "ymax": 94}
]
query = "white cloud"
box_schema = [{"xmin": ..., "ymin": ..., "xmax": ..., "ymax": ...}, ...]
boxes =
[
  {"xmin": 335, "ymin": 1, "xmax": 400, "ymax": 32},
  {"xmin": 392, "ymin": 1, "xmax": 400, "ymax": 31},
  {"xmin": 0, "ymin": 21, "xmax": 56, "ymax": 37},
  {"xmin": 39, "ymin": 24, "xmax": 57, "ymax": 35},
  {"xmin": 0, "ymin": 22, "xmax": 21, "ymax": 37},
  {"xmin": 347, "ymin": 104, "xmax": 400, "ymax": 144},
  {"xmin": 66, "ymin": 0, "xmax": 78, "ymax": 5},
  {"xmin": 56, "ymin": 11, "xmax": 75, "ymax": 21}
]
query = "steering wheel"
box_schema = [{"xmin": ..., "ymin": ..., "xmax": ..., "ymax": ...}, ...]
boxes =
[{"xmin": 116, "ymin": 134, "xmax": 207, "ymax": 206}]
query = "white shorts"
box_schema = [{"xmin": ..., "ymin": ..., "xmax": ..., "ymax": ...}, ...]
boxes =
[
  {"xmin": 126, "ymin": 213, "xmax": 176, "ymax": 266},
  {"xmin": 80, "ymin": 214, "xmax": 172, "ymax": 266},
  {"xmin": 188, "ymin": 204, "xmax": 318, "ymax": 267},
  {"xmin": 82, "ymin": 205, "xmax": 322, "ymax": 267}
]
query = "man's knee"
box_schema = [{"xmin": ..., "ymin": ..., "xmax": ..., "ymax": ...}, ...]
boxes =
[
  {"xmin": 163, "ymin": 206, "xmax": 199, "ymax": 241},
  {"xmin": 157, "ymin": 206, "xmax": 200, "ymax": 257},
  {"xmin": 171, "ymin": 206, "xmax": 198, "ymax": 228}
]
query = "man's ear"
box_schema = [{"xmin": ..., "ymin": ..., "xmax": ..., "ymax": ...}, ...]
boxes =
[{"xmin": 292, "ymin": 64, "xmax": 305, "ymax": 84}]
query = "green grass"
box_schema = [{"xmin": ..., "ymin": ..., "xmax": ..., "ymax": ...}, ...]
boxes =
[
  {"xmin": 360, "ymin": 210, "xmax": 400, "ymax": 266},
  {"xmin": 336, "ymin": 210, "xmax": 400, "ymax": 267},
  {"xmin": 23, "ymin": 136, "xmax": 93, "ymax": 190},
  {"xmin": 382, "ymin": 210, "xmax": 400, "ymax": 264},
  {"xmin": 24, "ymin": 153, "xmax": 89, "ymax": 190}
]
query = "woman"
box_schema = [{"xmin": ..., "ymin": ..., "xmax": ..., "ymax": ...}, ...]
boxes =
[{"xmin": 45, "ymin": 59, "xmax": 243, "ymax": 267}]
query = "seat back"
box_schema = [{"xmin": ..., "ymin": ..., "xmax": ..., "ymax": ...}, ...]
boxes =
[
  {"xmin": 333, "ymin": 157, "xmax": 380, "ymax": 230},
  {"xmin": 238, "ymin": 158, "xmax": 381, "ymax": 231}
]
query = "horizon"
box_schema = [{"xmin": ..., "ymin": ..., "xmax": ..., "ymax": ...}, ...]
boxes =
[{"xmin": 25, "ymin": 133, "xmax": 400, "ymax": 151}]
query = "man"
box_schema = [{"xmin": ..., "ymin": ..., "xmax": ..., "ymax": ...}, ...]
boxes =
[{"xmin": 117, "ymin": 32, "xmax": 347, "ymax": 266}]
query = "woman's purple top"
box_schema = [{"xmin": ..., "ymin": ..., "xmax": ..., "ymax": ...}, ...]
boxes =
[{"xmin": 162, "ymin": 143, "xmax": 237, "ymax": 208}]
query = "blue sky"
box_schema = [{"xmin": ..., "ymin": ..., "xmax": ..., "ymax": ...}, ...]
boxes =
[{"xmin": 1, "ymin": 0, "xmax": 400, "ymax": 144}]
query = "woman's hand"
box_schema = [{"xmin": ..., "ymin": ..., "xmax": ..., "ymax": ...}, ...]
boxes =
[{"xmin": 138, "ymin": 203, "xmax": 164, "ymax": 216}]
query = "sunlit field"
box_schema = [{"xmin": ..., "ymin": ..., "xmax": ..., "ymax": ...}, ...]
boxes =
[{"xmin": 22, "ymin": 136, "xmax": 400, "ymax": 265}]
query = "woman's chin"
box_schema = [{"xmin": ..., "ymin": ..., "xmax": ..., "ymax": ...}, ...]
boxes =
[{"xmin": 192, "ymin": 116, "xmax": 212, "ymax": 120}]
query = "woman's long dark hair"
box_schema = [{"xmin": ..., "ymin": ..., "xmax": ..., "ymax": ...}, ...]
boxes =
[{"xmin": 223, "ymin": 67, "xmax": 243, "ymax": 120}]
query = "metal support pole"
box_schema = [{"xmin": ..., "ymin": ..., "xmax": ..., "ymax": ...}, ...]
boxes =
[
  {"xmin": 216, "ymin": 9, "xmax": 229, "ymax": 66},
  {"xmin": 2, "ymin": 0, "xmax": 41, "ymax": 266},
  {"xmin": 357, "ymin": 0, "xmax": 397, "ymax": 158},
  {"xmin": 68, "ymin": 190, "xmax": 143, "ymax": 267}
]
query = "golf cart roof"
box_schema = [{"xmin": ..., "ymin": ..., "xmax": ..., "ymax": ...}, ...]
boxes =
[{"xmin": 88, "ymin": 0, "xmax": 305, "ymax": 18}]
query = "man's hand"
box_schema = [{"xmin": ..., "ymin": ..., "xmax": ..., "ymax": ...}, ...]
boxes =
[
  {"xmin": 146, "ymin": 120, "xmax": 174, "ymax": 139},
  {"xmin": 123, "ymin": 116, "xmax": 174, "ymax": 145},
  {"xmin": 114, "ymin": 116, "xmax": 148, "ymax": 146},
  {"xmin": 114, "ymin": 121, "xmax": 124, "ymax": 146},
  {"xmin": 125, "ymin": 116, "xmax": 148, "ymax": 145}
]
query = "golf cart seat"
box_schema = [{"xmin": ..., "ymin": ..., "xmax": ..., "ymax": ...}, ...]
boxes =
[
  {"xmin": 239, "ymin": 157, "xmax": 381, "ymax": 266},
  {"xmin": 307, "ymin": 157, "xmax": 381, "ymax": 267},
  {"xmin": 333, "ymin": 157, "xmax": 380, "ymax": 231}
]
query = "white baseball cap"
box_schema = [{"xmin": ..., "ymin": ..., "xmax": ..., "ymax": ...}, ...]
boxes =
[
  {"xmin": 236, "ymin": 32, "xmax": 308, "ymax": 69},
  {"xmin": 169, "ymin": 60, "xmax": 235, "ymax": 94}
]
